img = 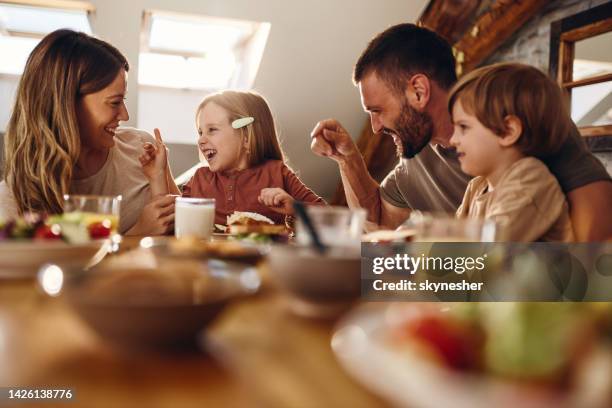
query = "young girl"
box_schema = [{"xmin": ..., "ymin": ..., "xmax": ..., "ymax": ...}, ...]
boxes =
[
  {"xmin": 140, "ymin": 90, "xmax": 325, "ymax": 225},
  {"xmin": 448, "ymin": 63, "xmax": 574, "ymax": 242}
]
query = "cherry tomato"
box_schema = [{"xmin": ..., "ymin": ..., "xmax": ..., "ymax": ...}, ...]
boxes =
[
  {"xmin": 88, "ymin": 222, "xmax": 111, "ymax": 239},
  {"xmin": 407, "ymin": 315, "xmax": 483, "ymax": 371},
  {"xmin": 34, "ymin": 224, "xmax": 62, "ymax": 240}
]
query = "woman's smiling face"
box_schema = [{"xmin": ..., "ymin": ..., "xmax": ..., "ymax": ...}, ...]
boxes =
[
  {"xmin": 76, "ymin": 69, "xmax": 129, "ymax": 150},
  {"xmin": 196, "ymin": 102, "xmax": 248, "ymax": 173}
]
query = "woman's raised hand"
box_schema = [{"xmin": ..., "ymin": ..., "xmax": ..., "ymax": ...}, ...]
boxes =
[{"xmin": 139, "ymin": 128, "xmax": 168, "ymax": 180}]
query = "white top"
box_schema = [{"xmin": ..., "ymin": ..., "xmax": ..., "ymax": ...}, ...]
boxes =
[{"xmin": 0, "ymin": 127, "xmax": 153, "ymax": 233}]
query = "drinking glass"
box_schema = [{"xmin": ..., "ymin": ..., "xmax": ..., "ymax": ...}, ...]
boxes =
[
  {"xmin": 410, "ymin": 212, "xmax": 497, "ymax": 242},
  {"xmin": 63, "ymin": 194, "xmax": 122, "ymax": 250},
  {"xmin": 295, "ymin": 206, "xmax": 366, "ymax": 248},
  {"xmin": 63, "ymin": 195, "xmax": 121, "ymax": 233},
  {"xmin": 174, "ymin": 197, "xmax": 215, "ymax": 239}
]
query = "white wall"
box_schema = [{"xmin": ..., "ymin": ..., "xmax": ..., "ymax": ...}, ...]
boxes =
[
  {"xmin": 90, "ymin": 0, "xmax": 427, "ymax": 199},
  {"xmin": 0, "ymin": 76, "xmax": 19, "ymax": 130},
  {"xmin": 1, "ymin": 0, "xmax": 428, "ymax": 199}
]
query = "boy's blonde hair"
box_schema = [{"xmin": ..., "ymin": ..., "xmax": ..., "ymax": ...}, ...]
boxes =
[
  {"xmin": 196, "ymin": 90, "xmax": 285, "ymax": 166},
  {"xmin": 448, "ymin": 63, "xmax": 573, "ymax": 157}
]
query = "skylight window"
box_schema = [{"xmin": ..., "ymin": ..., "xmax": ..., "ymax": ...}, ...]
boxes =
[
  {"xmin": 139, "ymin": 11, "xmax": 270, "ymax": 90},
  {"xmin": 0, "ymin": 1, "xmax": 93, "ymax": 75}
]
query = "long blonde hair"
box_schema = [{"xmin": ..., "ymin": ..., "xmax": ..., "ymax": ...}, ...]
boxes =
[
  {"xmin": 4, "ymin": 29, "xmax": 129, "ymax": 215},
  {"xmin": 196, "ymin": 90, "xmax": 285, "ymax": 166}
]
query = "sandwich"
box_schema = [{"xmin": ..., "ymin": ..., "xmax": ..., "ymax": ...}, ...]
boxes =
[{"xmin": 226, "ymin": 211, "xmax": 288, "ymax": 235}]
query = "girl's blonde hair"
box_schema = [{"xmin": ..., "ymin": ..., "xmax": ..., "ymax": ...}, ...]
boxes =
[
  {"xmin": 4, "ymin": 29, "xmax": 129, "ymax": 215},
  {"xmin": 196, "ymin": 90, "xmax": 285, "ymax": 166},
  {"xmin": 447, "ymin": 62, "xmax": 572, "ymax": 157}
]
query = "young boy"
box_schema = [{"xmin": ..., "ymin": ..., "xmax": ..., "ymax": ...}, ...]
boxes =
[{"xmin": 449, "ymin": 63, "xmax": 574, "ymax": 242}]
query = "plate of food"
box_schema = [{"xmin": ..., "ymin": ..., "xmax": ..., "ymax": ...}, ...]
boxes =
[
  {"xmin": 142, "ymin": 235, "xmax": 268, "ymax": 264},
  {"xmin": 0, "ymin": 213, "xmax": 113, "ymax": 278},
  {"xmin": 332, "ymin": 303, "xmax": 612, "ymax": 408}
]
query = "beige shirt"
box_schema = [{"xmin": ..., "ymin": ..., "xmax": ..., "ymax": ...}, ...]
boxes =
[
  {"xmin": 380, "ymin": 144, "xmax": 472, "ymax": 212},
  {"xmin": 70, "ymin": 127, "xmax": 153, "ymax": 233},
  {"xmin": 0, "ymin": 128, "xmax": 151, "ymax": 232},
  {"xmin": 0, "ymin": 181, "xmax": 18, "ymax": 220},
  {"xmin": 456, "ymin": 157, "xmax": 574, "ymax": 242}
]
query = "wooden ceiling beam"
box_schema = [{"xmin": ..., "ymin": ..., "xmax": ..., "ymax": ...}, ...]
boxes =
[
  {"xmin": 419, "ymin": 0, "xmax": 485, "ymax": 44},
  {"xmin": 454, "ymin": 0, "xmax": 550, "ymax": 73}
]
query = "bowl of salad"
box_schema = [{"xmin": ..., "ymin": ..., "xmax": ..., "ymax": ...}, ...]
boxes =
[
  {"xmin": 0, "ymin": 212, "xmax": 115, "ymax": 278},
  {"xmin": 332, "ymin": 302, "xmax": 612, "ymax": 408}
]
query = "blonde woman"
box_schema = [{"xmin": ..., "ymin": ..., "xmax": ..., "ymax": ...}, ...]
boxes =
[
  {"xmin": 0, "ymin": 29, "xmax": 179, "ymax": 235},
  {"xmin": 139, "ymin": 90, "xmax": 325, "ymax": 225}
]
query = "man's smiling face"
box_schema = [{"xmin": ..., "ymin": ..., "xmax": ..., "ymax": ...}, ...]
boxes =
[{"xmin": 359, "ymin": 71, "xmax": 433, "ymax": 159}]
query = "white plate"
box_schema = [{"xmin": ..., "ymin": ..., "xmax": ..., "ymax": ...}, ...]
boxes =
[
  {"xmin": 0, "ymin": 240, "xmax": 110, "ymax": 278},
  {"xmin": 331, "ymin": 304, "xmax": 603, "ymax": 408}
]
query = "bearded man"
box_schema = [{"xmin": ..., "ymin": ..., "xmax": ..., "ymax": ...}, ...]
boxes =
[{"xmin": 310, "ymin": 24, "xmax": 612, "ymax": 240}]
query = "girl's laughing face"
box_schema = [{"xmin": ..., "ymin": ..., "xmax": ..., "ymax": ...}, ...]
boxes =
[{"xmin": 196, "ymin": 102, "xmax": 249, "ymax": 173}]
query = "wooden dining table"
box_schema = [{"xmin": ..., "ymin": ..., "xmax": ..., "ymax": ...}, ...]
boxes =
[{"xmin": 0, "ymin": 236, "xmax": 387, "ymax": 408}]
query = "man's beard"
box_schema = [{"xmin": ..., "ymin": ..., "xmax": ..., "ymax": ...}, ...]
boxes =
[{"xmin": 383, "ymin": 98, "xmax": 433, "ymax": 159}]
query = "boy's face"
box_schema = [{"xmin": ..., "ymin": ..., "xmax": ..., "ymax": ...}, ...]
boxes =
[
  {"xmin": 197, "ymin": 102, "xmax": 248, "ymax": 173},
  {"xmin": 450, "ymin": 100, "xmax": 502, "ymax": 178}
]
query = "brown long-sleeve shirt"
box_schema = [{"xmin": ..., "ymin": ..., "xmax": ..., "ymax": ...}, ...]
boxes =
[{"xmin": 182, "ymin": 160, "xmax": 325, "ymax": 225}]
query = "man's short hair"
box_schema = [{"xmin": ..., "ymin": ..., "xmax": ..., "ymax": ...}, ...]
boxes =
[{"xmin": 353, "ymin": 23, "xmax": 457, "ymax": 92}]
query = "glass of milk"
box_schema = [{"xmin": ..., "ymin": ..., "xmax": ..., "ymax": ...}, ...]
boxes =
[
  {"xmin": 174, "ymin": 197, "xmax": 215, "ymax": 239},
  {"xmin": 296, "ymin": 206, "xmax": 366, "ymax": 248}
]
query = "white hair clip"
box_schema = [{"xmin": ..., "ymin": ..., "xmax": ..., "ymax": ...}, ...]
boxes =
[{"xmin": 231, "ymin": 117, "xmax": 255, "ymax": 129}]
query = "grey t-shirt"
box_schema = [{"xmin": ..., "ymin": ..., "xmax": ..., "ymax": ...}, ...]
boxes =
[
  {"xmin": 380, "ymin": 124, "xmax": 611, "ymax": 212},
  {"xmin": 380, "ymin": 144, "xmax": 471, "ymax": 212},
  {"xmin": 544, "ymin": 125, "xmax": 610, "ymax": 193}
]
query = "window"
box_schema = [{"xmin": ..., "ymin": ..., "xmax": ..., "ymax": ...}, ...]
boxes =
[
  {"xmin": 0, "ymin": 0, "xmax": 93, "ymax": 75},
  {"xmin": 550, "ymin": 2, "xmax": 612, "ymax": 139},
  {"xmin": 0, "ymin": 1, "xmax": 93, "ymax": 134},
  {"xmin": 139, "ymin": 10, "xmax": 270, "ymax": 90}
]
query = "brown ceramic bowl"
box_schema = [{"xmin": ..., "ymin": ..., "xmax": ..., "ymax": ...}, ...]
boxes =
[
  {"xmin": 43, "ymin": 259, "xmax": 260, "ymax": 349},
  {"xmin": 0, "ymin": 239, "xmax": 110, "ymax": 279},
  {"xmin": 267, "ymin": 244, "xmax": 361, "ymax": 318}
]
